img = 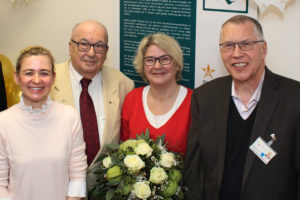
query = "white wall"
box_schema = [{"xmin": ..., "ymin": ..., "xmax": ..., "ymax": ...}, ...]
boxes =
[
  {"xmin": 0, "ymin": 0, "xmax": 115, "ymax": 66},
  {"xmin": 0, "ymin": 0, "xmax": 299, "ymax": 82},
  {"xmin": 259, "ymin": 0, "xmax": 300, "ymax": 81}
]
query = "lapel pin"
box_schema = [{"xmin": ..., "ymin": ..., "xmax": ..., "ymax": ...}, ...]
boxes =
[{"xmin": 267, "ymin": 133, "xmax": 277, "ymax": 146}]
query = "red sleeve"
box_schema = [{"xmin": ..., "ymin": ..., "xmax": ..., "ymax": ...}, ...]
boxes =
[{"xmin": 120, "ymin": 91, "xmax": 131, "ymax": 142}]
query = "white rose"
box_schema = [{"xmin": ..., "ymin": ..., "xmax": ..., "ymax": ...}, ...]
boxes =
[
  {"xmin": 149, "ymin": 167, "xmax": 168, "ymax": 184},
  {"xmin": 102, "ymin": 156, "xmax": 112, "ymax": 168},
  {"xmin": 160, "ymin": 152, "xmax": 176, "ymax": 168},
  {"xmin": 137, "ymin": 139, "xmax": 147, "ymax": 145},
  {"xmin": 133, "ymin": 181, "xmax": 151, "ymax": 199},
  {"xmin": 134, "ymin": 142, "xmax": 153, "ymax": 157},
  {"xmin": 124, "ymin": 155, "xmax": 145, "ymax": 173}
]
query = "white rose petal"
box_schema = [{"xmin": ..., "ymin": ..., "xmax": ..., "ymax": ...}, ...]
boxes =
[
  {"xmin": 160, "ymin": 152, "xmax": 176, "ymax": 168},
  {"xmin": 134, "ymin": 143, "xmax": 153, "ymax": 157},
  {"xmin": 124, "ymin": 155, "xmax": 145, "ymax": 173},
  {"xmin": 102, "ymin": 156, "xmax": 112, "ymax": 168},
  {"xmin": 133, "ymin": 181, "xmax": 151, "ymax": 199},
  {"xmin": 149, "ymin": 167, "xmax": 168, "ymax": 184}
]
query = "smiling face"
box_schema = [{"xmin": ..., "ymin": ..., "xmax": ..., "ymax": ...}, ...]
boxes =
[
  {"xmin": 220, "ymin": 21, "xmax": 267, "ymax": 86},
  {"xmin": 69, "ymin": 20, "xmax": 108, "ymax": 79},
  {"xmin": 14, "ymin": 55, "xmax": 55, "ymax": 108},
  {"xmin": 144, "ymin": 45, "xmax": 179, "ymax": 87}
]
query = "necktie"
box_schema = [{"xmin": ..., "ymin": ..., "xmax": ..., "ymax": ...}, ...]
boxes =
[{"xmin": 80, "ymin": 78, "xmax": 100, "ymax": 165}]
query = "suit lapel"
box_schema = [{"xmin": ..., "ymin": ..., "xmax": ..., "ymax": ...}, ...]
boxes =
[
  {"xmin": 88, "ymin": 66, "xmax": 119, "ymax": 169},
  {"xmin": 101, "ymin": 66, "xmax": 118, "ymax": 146},
  {"xmin": 216, "ymin": 76, "xmax": 232, "ymax": 187},
  {"xmin": 51, "ymin": 60, "xmax": 75, "ymax": 106},
  {"xmin": 242, "ymin": 68, "xmax": 280, "ymax": 187}
]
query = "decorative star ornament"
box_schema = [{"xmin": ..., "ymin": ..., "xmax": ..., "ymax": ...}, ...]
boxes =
[
  {"xmin": 202, "ymin": 64, "xmax": 215, "ymax": 79},
  {"xmin": 253, "ymin": 0, "xmax": 290, "ymax": 13}
]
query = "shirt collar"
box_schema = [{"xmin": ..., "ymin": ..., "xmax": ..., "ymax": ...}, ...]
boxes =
[
  {"xmin": 231, "ymin": 70, "xmax": 265, "ymax": 105},
  {"xmin": 69, "ymin": 61, "xmax": 102, "ymax": 90},
  {"xmin": 19, "ymin": 94, "xmax": 53, "ymax": 114}
]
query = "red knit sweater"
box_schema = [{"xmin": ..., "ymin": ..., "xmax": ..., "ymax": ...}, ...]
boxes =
[{"xmin": 120, "ymin": 86, "xmax": 193, "ymax": 154}]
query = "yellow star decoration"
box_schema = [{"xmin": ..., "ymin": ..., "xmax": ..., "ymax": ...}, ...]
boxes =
[{"xmin": 202, "ymin": 64, "xmax": 215, "ymax": 79}]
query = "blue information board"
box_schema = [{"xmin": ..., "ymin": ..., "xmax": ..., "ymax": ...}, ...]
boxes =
[{"xmin": 120, "ymin": 0, "xmax": 197, "ymax": 88}]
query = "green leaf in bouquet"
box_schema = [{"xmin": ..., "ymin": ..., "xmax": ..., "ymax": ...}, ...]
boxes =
[
  {"xmin": 122, "ymin": 184, "xmax": 132, "ymax": 195},
  {"xmin": 110, "ymin": 154, "xmax": 122, "ymax": 166},
  {"xmin": 155, "ymin": 134, "xmax": 166, "ymax": 146},
  {"xmin": 92, "ymin": 167, "xmax": 107, "ymax": 175},
  {"xmin": 114, "ymin": 179, "xmax": 132, "ymax": 196},
  {"xmin": 174, "ymin": 153, "xmax": 185, "ymax": 170},
  {"xmin": 106, "ymin": 180, "xmax": 121, "ymax": 186},
  {"xmin": 105, "ymin": 143, "xmax": 120, "ymax": 151},
  {"xmin": 176, "ymin": 188, "xmax": 184, "ymax": 199},
  {"xmin": 94, "ymin": 153, "xmax": 109, "ymax": 164},
  {"xmin": 106, "ymin": 189, "xmax": 115, "ymax": 200},
  {"xmin": 145, "ymin": 128, "xmax": 150, "ymax": 139},
  {"xmin": 89, "ymin": 184, "xmax": 107, "ymax": 199},
  {"xmin": 136, "ymin": 128, "xmax": 150, "ymax": 142}
]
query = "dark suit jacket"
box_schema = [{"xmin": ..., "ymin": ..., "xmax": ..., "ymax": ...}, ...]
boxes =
[{"xmin": 184, "ymin": 68, "xmax": 300, "ymax": 200}]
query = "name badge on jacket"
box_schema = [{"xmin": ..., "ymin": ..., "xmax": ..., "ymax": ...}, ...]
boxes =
[{"xmin": 250, "ymin": 136, "xmax": 277, "ymax": 165}]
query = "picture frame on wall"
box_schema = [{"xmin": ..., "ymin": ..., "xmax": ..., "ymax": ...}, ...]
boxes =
[{"xmin": 203, "ymin": 0, "xmax": 249, "ymax": 13}]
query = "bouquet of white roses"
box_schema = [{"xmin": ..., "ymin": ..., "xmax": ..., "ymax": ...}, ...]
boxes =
[{"xmin": 89, "ymin": 129, "xmax": 186, "ymax": 200}]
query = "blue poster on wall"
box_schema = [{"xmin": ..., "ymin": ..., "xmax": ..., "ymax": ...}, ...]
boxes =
[{"xmin": 120, "ymin": 0, "xmax": 197, "ymax": 89}]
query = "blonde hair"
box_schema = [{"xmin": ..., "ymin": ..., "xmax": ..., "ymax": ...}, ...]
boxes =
[
  {"xmin": 16, "ymin": 46, "xmax": 55, "ymax": 74},
  {"xmin": 134, "ymin": 33, "xmax": 183, "ymax": 82}
]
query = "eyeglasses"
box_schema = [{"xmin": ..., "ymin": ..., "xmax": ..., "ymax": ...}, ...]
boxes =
[
  {"xmin": 71, "ymin": 39, "xmax": 108, "ymax": 54},
  {"xmin": 143, "ymin": 54, "xmax": 172, "ymax": 66},
  {"xmin": 219, "ymin": 40, "xmax": 264, "ymax": 52}
]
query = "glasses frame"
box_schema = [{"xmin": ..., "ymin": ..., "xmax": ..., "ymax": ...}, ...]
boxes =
[
  {"xmin": 143, "ymin": 54, "xmax": 172, "ymax": 66},
  {"xmin": 219, "ymin": 40, "xmax": 265, "ymax": 52},
  {"xmin": 71, "ymin": 39, "xmax": 108, "ymax": 54}
]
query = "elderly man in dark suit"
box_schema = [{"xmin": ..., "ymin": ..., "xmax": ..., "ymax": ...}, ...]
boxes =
[{"xmin": 184, "ymin": 15, "xmax": 300, "ymax": 200}]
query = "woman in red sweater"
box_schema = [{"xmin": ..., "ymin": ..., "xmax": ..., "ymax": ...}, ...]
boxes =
[{"xmin": 120, "ymin": 33, "xmax": 193, "ymax": 154}]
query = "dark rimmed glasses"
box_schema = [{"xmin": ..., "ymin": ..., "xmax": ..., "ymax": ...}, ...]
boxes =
[
  {"xmin": 143, "ymin": 54, "xmax": 172, "ymax": 66},
  {"xmin": 219, "ymin": 40, "xmax": 264, "ymax": 52},
  {"xmin": 71, "ymin": 39, "xmax": 108, "ymax": 54}
]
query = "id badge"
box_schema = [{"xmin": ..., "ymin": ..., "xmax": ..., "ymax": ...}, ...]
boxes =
[{"xmin": 249, "ymin": 137, "xmax": 277, "ymax": 165}]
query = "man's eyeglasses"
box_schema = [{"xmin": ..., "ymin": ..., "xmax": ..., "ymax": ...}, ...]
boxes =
[
  {"xmin": 143, "ymin": 54, "xmax": 172, "ymax": 66},
  {"xmin": 71, "ymin": 39, "xmax": 108, "ymax": 54},
  {"xmin": 219, "ymin": 40, "xmax": 264, "ymax": 52}
]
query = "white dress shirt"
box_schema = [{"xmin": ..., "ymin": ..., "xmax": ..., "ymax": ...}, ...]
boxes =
[
  {"xmin": 231, "ymin": 71, "xmax": 265, "ymax": 120},
  {"xmin": 69, "ymin": 63, "xmax": 105, "ymax": 145}
]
